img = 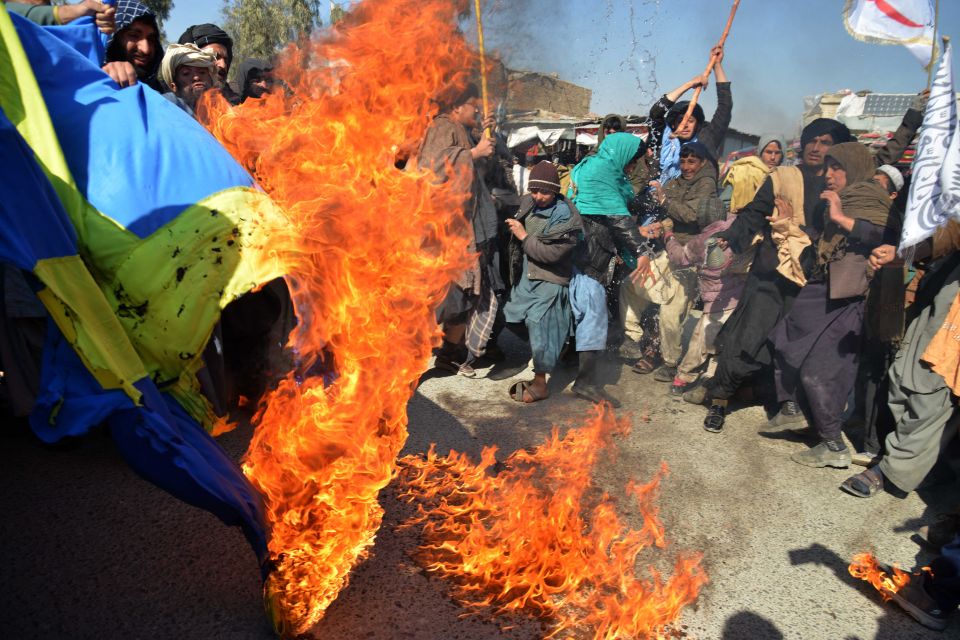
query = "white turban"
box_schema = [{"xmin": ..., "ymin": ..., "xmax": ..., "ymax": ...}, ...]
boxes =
[{"xmin": 159, "ymin": 43, "xmax": 217, "ymax": 88}]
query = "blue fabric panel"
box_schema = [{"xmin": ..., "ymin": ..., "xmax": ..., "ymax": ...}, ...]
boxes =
[
  {"xmin": 569, "ymin": 272, "xmax": 608, "ymax": 352},
  {"xmin": 10, "ymin": 13, "xmax": 256, "ymax": 239},
  {"xmin": 42, "ymin": 16, "xmax": 105, "ymax": 67},
  {"xmin": 31, "ymin": 325, "xmax": 268, "ymax": 564},
  {"xmin": 0, "ymin": 110, "xmax": 78, "ymax": 267},
  {"xmin": 30, "ymin": 323, "xmax": 135, "ymax": 442}
]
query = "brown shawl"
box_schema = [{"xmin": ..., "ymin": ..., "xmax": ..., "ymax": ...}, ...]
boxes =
[{"xmin": 817, "ymin": 143, "xmax": 893, "ymax": 267}]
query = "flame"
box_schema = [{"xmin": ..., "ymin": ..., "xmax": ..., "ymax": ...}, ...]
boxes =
[
  {"xmin": 398, "ymin": 404, "xmax": 708, "ymax": 639},
  {"xmin": 848, "ymin": 552, "xmax": 913, "ymax": 600},
  {"xmin": 201, "ymin": 0, "xmax": 479, "ymax": 634}
]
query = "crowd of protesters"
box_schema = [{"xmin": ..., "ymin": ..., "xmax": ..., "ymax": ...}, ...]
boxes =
[
  {"xmin": 1, "ymin": 1, "xmax": 957, "ymax": 632},
  {"xmin": 416, "ymin": 44, "xmax": 959, "ymax": 630},
  {"xmin": 6, "ymin": 1, "xmax": 277, "ymax": 109}
]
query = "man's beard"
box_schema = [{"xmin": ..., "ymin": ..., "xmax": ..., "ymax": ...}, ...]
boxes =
[{"xmin": 178, "ymin": 85, "xmax": 208, "ymax": 110}]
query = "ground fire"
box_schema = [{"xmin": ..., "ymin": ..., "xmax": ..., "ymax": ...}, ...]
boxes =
[{"xmin": 398, "ymin": 404, "xmax": 707, "ymax": 639}]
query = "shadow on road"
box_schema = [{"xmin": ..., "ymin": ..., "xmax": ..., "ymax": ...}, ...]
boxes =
[{"xmin": 721, "ymin": 610, "xmax": 784, "ymax": 639}]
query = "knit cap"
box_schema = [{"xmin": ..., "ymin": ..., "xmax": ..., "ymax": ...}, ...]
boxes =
[{"xmin": 528, "ymin": 160, "xmax": 561, "ymax": 194}]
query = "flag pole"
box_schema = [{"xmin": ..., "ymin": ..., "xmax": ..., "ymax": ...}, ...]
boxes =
[
  {"xmin": 927, "ymin": 0, "xmax": 941, "ymax": 89},
  {"xmin": 473, "ymin": 0, "xmax": 492, "ymax": 138}
]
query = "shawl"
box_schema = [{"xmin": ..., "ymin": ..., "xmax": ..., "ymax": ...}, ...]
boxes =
[
  {"xmin": 659, "ymin": 124, "xmax": 698, "ymax": 184},
  {"xmin": 817, "ymin": 142, "xmax": 892, "ymax": 267},
  {"xmin": 817, "ymin": 181, "xmax": 893, "ymax": 267},
  {"xmin": 921, "ymin": 291, "xmax": 960, "ymax": 397},
  {"xmin": 415, "ymin": 114, "xmax": 493, "ymax": 293},
  {"xmin": 723, "ymin": 156, "xmax": 770, "ymax": 213},
  {"xmin": 768, "ymin": 165, "xmax": 811, "ymax": 287},
  {"xmin": 757, "ymin": 133, "xmax": 787, "ymax": 161}
]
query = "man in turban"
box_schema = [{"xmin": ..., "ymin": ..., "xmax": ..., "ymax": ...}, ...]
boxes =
[{"xmin": 159, "ymin": 43, "xmax": 217, "ymax": 116}]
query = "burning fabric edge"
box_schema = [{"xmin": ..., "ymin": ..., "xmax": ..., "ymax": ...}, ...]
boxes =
[
  {"xmin": 848, "ymin": 552, "xmax": 922, "ymax": 600},
  {"xmin": 397, "ymin": 404, "xmax": 708, "ymax": 639}
]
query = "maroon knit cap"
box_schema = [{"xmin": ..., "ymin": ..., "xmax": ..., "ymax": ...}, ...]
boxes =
[{"xmin": 528, "ymin": 160, "xmax": 561, "ymax": 194}]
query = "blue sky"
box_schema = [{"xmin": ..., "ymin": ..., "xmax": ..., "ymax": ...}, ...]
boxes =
[{"xmin": 166, "ymin": 0, "xmax": 959, "ymax": 136}]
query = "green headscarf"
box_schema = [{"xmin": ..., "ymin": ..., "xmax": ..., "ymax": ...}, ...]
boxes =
[{"xmin": 568, "ymin": 132, "xmax": 642, "ymax": 216}]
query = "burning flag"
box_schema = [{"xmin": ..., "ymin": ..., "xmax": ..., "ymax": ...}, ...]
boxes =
[
  {"xmin": 398, "ymin": 405, "xmax": 707, "ymax": 639},
  {"xmin": 0, "ymin": 7, "xmax": 285, "ymax": 568}
]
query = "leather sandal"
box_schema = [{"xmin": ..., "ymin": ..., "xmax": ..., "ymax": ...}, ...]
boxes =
[{"xmin": 840, "ymin": 468, "xmax": 884, "ymax": 498}]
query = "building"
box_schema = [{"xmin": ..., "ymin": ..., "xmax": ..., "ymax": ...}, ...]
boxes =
[
  {"xmin": 719, "ymin": 127, "xmax": 760, "ymax": 161},
  {"xmin": 505, "ymin": 70, "xmax": 592, "ymax": 118}
]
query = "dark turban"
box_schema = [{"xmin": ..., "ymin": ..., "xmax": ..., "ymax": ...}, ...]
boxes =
[
  {"xmin": 800, "ymin": 118, "xmax": 852, "ymax": 150},
  {"xmin": 178, "ymin": 23, "xmax": 234, "ymax": 66}
]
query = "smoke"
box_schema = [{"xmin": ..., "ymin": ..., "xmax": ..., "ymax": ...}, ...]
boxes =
[{"xmin": 464, "ymin": 0, "xmax": 662, "ymax": 114}]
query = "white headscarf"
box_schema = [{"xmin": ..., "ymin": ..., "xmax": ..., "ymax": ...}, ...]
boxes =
[{"xmin": 159, "ymin": 43, "xmax": 216, "ymax": 88}]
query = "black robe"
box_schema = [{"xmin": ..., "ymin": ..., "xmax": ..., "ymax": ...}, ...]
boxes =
[{"xmin": 705, "ymin": 165, "xmax": 826, "ymax": 401}]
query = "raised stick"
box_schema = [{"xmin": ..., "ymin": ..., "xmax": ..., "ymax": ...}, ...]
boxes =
[
  {"xmin": 672, "ymin": 0, "xmax": 740, "ymax": 137},
  {"xmin": 473, "ymin": 0, "xmax": 492, "ymax": 138}
]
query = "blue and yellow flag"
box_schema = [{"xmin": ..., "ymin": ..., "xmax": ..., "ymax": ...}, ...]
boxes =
[{"xmin": 0, "ymin": 9, "xmax": 286, "ymax": 565}]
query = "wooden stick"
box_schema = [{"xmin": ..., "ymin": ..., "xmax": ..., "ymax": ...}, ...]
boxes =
[
  {"xmin": 473, "ymin": 0, "xmax": 492, "ymax": 138},
  {"xmin": 672, "ymin": 0, "xmax": 740, "ymax": 137}
]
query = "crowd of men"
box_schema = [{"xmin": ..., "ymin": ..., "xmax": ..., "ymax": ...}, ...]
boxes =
[
  {"xmin": 416, "ymin": 46, "xmax": 959, "ymax": 631},
  {"xmin": 1, "ymin": 0, "xmax": 957, "ymax": 632},
  {"xmin": 7, "ymin": 0, "xmax": 276, "ymax": 114}
]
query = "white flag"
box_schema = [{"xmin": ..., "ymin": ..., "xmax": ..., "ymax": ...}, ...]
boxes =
[
  {"xmin": 843, "ymin": 0, "xmax": 938, "ymax": 67},
  {"xmin": 899, "ymin": 40, "xmax": 958, "ymax": 254}
]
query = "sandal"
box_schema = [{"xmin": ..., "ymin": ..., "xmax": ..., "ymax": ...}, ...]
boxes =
[
  {"xmin": 509, "ymin": 381, "xmax": 548, "ymax": 404},
  {"xmin": 631, "ymin": 356, "xmax": 656, "ymax": 374},
  {"xmin": 840, "ymin": 468, "xmax": 884, "ymax": 498}
]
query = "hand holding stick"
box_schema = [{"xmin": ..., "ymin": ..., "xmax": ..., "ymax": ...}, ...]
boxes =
[{"xmin": 672, "ymin": 0, "xmax": 740, "ymax": 137}]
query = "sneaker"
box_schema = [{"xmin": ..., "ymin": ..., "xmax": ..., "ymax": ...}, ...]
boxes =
[
  {"xmin": 653, "ymin": 365, "xmax": 677, "ymax": 382},
  {"xmin": 618, "ymin": 339, "xmax": 644, "ymax": 360},
  {"xmin": 760, "ymin": 400, "xmax": 809, "ymax": 434},
  {"xmin": 457, "ymin": 361, "xmax": 477, "ymax": 378},
  {"xmin": 669, "ymin": 378, "xmax": 692, "ymax": 397},
  {"xmin": 703, "ymin": 403, "xmax": 725, "ymax": 433},
  {"xmin": 571, "ymin": 382, "xmax": 622, "ymax": 409},
  {"xmin": 790, "ymin": 442, "xmax": 851, "ymax": 468},
  {"xmin": 481, "ymin": 344, "xmax": 506, "ymax": 363},
  {"xmin": 886, "ymin": 576, "xmax": 950, "ymax": 631},
  {"xmin": 683, "ymin": 382, "xmax": 708, "ymax": 405},
  {"xmin": 919, "ymin": 512, "xmax": 960, "ymax": 552}
]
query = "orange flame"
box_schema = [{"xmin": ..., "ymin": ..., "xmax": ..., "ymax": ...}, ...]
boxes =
[
  {"xmin": 398, "ymin": 404, "xmax": 708, "ymax": 639},
  {"xmin": 202, "ymin": 0, "xmax": 480, "ymax": 634},
  {"xmin": 848, "ymin": 552, "xmax": 912, "ymax": 600}
]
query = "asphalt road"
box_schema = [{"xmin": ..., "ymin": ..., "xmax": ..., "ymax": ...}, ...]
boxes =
[{"xmin": 2, "ymin": 330, "xmax": 957, "ymax": 640}]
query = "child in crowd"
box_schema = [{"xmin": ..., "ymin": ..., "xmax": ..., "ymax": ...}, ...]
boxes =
[
  {"xmin": 623, "ymin": 141, "xmax": 720, "ymax": 381},
  {"xmin": 659, "ymin": 215, "xmax": 750, "ymax": 403},
  {"xmin": 503, "ymin": 162, "xmax": 582, "ymax": 403}
]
